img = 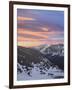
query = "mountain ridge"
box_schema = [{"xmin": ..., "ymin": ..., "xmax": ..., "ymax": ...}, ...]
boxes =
[{"xmin": 17, "ymin": 44, "xmax": 64, "ymax": 80}]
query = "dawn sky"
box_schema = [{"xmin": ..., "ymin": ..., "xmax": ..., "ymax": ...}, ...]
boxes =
[{"xmin": 17, "ymin": 9, "xmax": 64, "ymax": 47}]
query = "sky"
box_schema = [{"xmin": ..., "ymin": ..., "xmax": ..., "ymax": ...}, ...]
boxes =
[{"xmin": 17, "ymin": 9, "xmax": 64, "ymax": 47}]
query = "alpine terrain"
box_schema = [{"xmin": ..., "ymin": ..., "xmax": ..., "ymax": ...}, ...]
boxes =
[{"xmin": 17, "ymin": 44, "xmax": 64, "ymax": 81}]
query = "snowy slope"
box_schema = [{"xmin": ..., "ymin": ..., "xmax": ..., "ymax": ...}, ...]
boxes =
[
  {"xmin": 17, "ymin": 45, "xmax": 64, "ymax": 81},
  {"xmin": 17, "ymin": 63, "xmax": 64, "ymax": 81}
]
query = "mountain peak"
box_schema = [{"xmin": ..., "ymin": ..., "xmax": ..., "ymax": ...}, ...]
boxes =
[{"xmin": 33, "ymin": 44, "xmax": 64, "ymax": 56}]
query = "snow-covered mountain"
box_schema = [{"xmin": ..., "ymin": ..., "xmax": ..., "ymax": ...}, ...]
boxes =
[
  {"xmin": 34, "ymin": 44, "xmax": 64, "ymax": 56},
  {"xmin": 34, "ymin": 44, "xmax": 64, "ymax": 70},
  {"xmin": 34, "ymin": 44, "xmax": 49, "ymax": 51},
  {"xmin": 17, "ymin": 45, "xmax": 64, "ymax": 81}
]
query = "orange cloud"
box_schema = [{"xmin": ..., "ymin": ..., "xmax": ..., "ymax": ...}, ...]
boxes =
[
  {"xmin": 17, "ymin": 28, "xmax": 64, "ymax": 47},
  {"xmin": 17, "ymin": 16, "xmax": 35, "ymax": 21},
  {"xmin": 17, "ymin": 36, "xmax": 63, "ymax": 47},
  {"xmin": 17, "ymin": 41, "xmax": 44, "ymax": 47},
  {"xmin": 18, "ymin": 29, "xmax": 48, "ymax": 39},
  {"xmin": 17, "ymin": 36, "xmax": 47, "ymax": 47},
  {"xmin": 18, "ymin": 37, "xmax": 46, "ymax": 42},
  {"xmin": 18, "ymin": 39, "xmax": 63, "ymax": 47}
]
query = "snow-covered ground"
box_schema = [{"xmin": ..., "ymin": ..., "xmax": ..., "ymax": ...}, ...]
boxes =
[{"xmin": 17, "ymin": 63, "xmax": 64, "ymax": 81}]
